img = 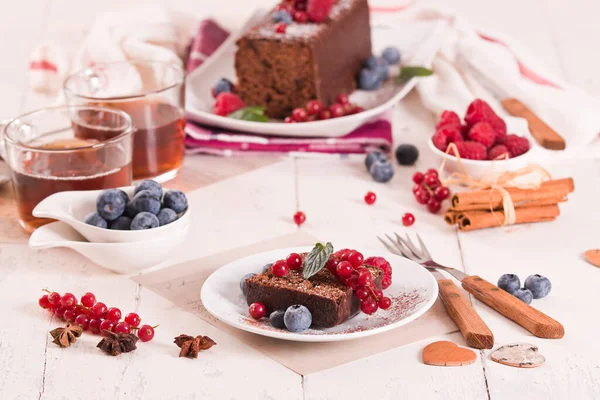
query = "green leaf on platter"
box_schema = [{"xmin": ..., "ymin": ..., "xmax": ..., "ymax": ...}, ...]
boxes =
[
  {"xmin": 227, "ymin": 106, "xmax": 269, "ymax": 122},
  {"xmin": 303, "ymin": 242, "xmax": 334, "ymax": 280},
  {"xmin": 395, "ymin": 66, "xmax": 434, "ymax": 84}
]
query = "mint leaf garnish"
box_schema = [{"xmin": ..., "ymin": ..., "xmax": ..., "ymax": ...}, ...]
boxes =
[
  {"xmin": 395, "ymin": 66, "xmax": 433, "ymax": 84},
  {"xmin": 303, "ymin": 242, "xmax": 334, "ymax": 280},
  {"xmin": 228, "ymin": 106, "xmax": 269, "ymax": 122}
]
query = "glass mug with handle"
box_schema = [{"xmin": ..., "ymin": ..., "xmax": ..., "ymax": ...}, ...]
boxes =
[
  {"xmin": 64, "ymin": 61, "xmax": 186, "ymax": 182},
  {"xmin": 2, "ymin": 105, "xmax": 134, "ymax": 232}
]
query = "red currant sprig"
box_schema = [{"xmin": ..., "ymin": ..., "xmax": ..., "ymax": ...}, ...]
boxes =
[
  {"xmin": 411, "ymin": 168, "xmax": 451, "ymax": 214},
  {"xmin": 283, "ymin": 94, "xmax": 364, "ymax": 123}
]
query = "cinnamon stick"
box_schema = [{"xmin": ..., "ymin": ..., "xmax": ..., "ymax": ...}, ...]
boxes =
[
  {"xmin": 444, "ymin": 210, "xmax": 458, "ymax": 225},
  {"xmin": 457, "ymin": 204, "xmax": 560, "ymax": 232},
  {"xmin": 451, "ymin": 178, "xmax": 574, "ymax": 212}
]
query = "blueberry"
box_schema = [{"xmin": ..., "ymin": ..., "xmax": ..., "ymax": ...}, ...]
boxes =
[
  {"xmin": 213, "ymin": 78, "xmax": 234, "ymax": 97},
  {"xmin": 395, "ymin": 144, "xmax": 419, "ymax": 166},
  {"xmin": 109, "ymin": 216, "xmax": 132, "ymax": 230},
  {"xmin": 513, "ymin": 288, "xmax": 533, "ymax": 304},
  {"xmin": 524, "ymin": 274, "xmax": 552, "ymax": 299},
  {"xmin": 116, "ymin": 189, "xmax": 129, "ymax": 205},
  {"xmin": 125, "ymin": 201, "xmax": 137, "ymax": 218},
  {"xmin": 130, "ymin": 190, "xmax": 161, "ymax": 215},
  {"xmin": 134, "ymin": 180, "xmax": 162, "ymax": 200},
  {"xmin": 240, "ymin": 272, "xmax": 256, "ymax": 295},
  {"xmin": 272, "ymin": 10, "xmax": 292, "ymax": 24},
  {"xmin": 497, "ymin": 274, "xmax": 521, "ymax": 295},
  {"xmin": 283, "ymin": 305, "xmax": 312, "ymax": 332},
  {"xmin": 369, "ymin": 159, "xmax": 394, "ymax": 183},
  {"xmin": 96, "ymin": 189, "xmax": 127, "ymax": 221},
  {"xmin": 130, "ymin": 212, "xmax": 160, "ymax": 230},
  {"xmin": 374, "ymin": 62, "xmax": 389, "ymax": 80},
  {"xmin": 163, "ymin": 190, "xmax": 188, "ymax": 214},
  {"xmin": 365, "ymin": 151, "xmax": 387, "ymax": 171},
  {"xmin": 362, "ymin": 56, "xmax": 379, "ymax": 69},
  {"xmin": 269, "ymin": 310, "xmax": 286, "ymax": 329},
  {"xmin": 157, "ymin": 208, "xmax": 178, "ymax": 226},
  {"xmin": 358, "ymin": 68, "xmax": 382, "ymax": 91},
  {"xmin": 84, "ymin": 212, "xmax": 108, "ymax": 229},
  {"xmin": 381, "ymin": 47, "xmax": 401, "ymax": 65}
]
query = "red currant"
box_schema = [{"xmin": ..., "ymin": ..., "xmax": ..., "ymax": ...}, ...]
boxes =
[
  {"xmin": 106, "ymin": 307, "xmax": 122, "ymax": 322},
  {"xmin": 364, "ymin": 191, "xmax": 376, "ymax": 205},
  {"xmin": 337, "ymin": 249, "xmax": 351, "ymax": 261},
  {"xmin": 381, "ymin": 275, "xmax": 392, "ymax": 289},
  {"xmin": 137, "ymin": 325, "xmax": 155, "ymax": 342},
  {"xmin": 345, "ymin": 275, "xmax": 359, "ymax": 290},
  {"xmin": 412, "ymin": 172, "xmax": 424, "ymax": 184},
  {"xmin": 60, "ymin": 293, "xmax": 77, "ymax": 307},
  {"xmin": 286, "ymin": 253, "xmax": 302, "ymax": 270},
  {"xmin": 423, "ymin": 173, "xmax": 439, "ymax": 188},
  {"xmin": 336, "ymin": 261, "xmax": 353, "ymax": 279},
  {"xmin": 74, "ymin": 314, "xmax": 90, "ymax": 330},
  {"xmin": 329, "ymin": 103, "xmax": 345, "ymax": 118},
  {"xmin": 402, "ymin": 213, "xmax": 415, "ymax": 227},
  {"xmin": 412, "ymin": 183, "xmax": 423, "ymax": 194},
  {"xmin": 360, "ymin": 299, "xmax": 378, "ymax": 315},
  {"xmin": 47, "ymin": 292, "xmax": 61, "ymax": 306},
  {"xmin": 54, "ymin": 306, "xmax": 67, "ymax": 319},
  {"xmin": 39, "ymin": 294, "xmax": 51, "ymax": 309},
  {"xmin": 272, "ymin": 260, "xmax": 289, "ymax": 277},
  {"xmin": 355, "ymin": 287, "xmax": 370, "ymax": 301},
  {"xmin": 63, "ymin": 308, "xmax": 77, "ymax": 323},
  {"xmin": 378, "ymin": 297, "xmax": 392, "ymax": 310},
  {"xmin": 89, "ymin": 318, "xmax": 102, "ymax": 334},
  {"xmin": 336, "ymin": 93, "xmax": 349, "ymax": 104},
  {"xmin": 100, "ymin": 319, "xmax": 115, "ymax": 336},
  {"xmin": 415, "ymin": 190, "xmax": 431, "ymax": 205},
  {"xmin": 124, "ymin": 312, "xmax": 141, "ymax": 328},
  {"xmin": 318, "ymin": 109, "xmax": 332, "ymax": 120},
  {"xmin": 372, "ymin": 288, "xmax": 383, "ymax": 299},
  {"xmin": 292, "ymin": 108, "xmax": 308, "ymax": 122},
  {"xmin": 427, "ymin": 199, "xmax": 441, "ymax": 213},
  {"xmin": 80, "ymin": 292, "xmax": 96, "ymax": 307},
  {"xmin": 91, "ymin": 302, "xmax": 107, "ymax": 319},
  {"xmin": 293, "ymin": 211, "xmax": 306, "ymax": 226},
  {"xmin": 293, "ymin": 10, "xmax": 308, "ymax": 22},
  {"xmin": 275, "ymin": 22, "xmax": 287, "ymax": 34},
  {"xmin": 357, "ymin": 269, "xmax": 372, "ymax": 286},
  {"xmin": 326, "ymin": 257, "xmax": 340, "ymax": 274},
  {"xmin": 249, "ymin": 302, "xmax": 266, "ymax": 319},
  {"xmin": 426, "ymin": 168, "xmax": 439, "ymax": 178},
  {"xmin": 284, "ymin": 116, "xmax": 295, "ymax": 123},
  {"xmin": 434, "ymin": 186, "xmax": 450, "ymax": 201},
  {"xmin": 306, "ymin": 100, "xmax": 324, "ymax": 115},
  {"xmin": 347, "ymin": 251, "xmax": 364, "ymax": 268},
  {"xmin": 114, "ymin": 321, "xmax": 132, "ymax": 334}
]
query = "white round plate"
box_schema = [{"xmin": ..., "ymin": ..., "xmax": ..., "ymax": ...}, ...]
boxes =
[{"xmin": 200, "ymin": 246, "xmax": 438, "ymax": 342}]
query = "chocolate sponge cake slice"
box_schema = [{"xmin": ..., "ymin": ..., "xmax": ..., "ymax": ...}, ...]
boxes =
[
  {"xmin": 244, "ymin": 265, "xmax": 383, "ymax": 328},
  {"xmin": 234, "ymin": 0, "xmax": 372, "ymax": 119}
]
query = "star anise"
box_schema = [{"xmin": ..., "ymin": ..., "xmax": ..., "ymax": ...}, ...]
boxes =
[
  {"xmin": 97, "ymin": 331, "xmax": 139, "ymax": 356},
  {"xmin": 49, "ymin": 324, "xmax": 83, "ymax": 348},
  {"xmin": 174, "ymin": 334, "xmax": 216, "ymax": 358}
]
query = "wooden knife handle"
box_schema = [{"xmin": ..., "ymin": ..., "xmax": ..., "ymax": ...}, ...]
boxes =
[
  {"xmin": 462, "ymin": 276, "xmax": 564, "ymax": 339},
  {"xmin": 437, "ymin": 279, "xmax": 494, "ymax": 349},
  {"xmin": 501, "ymin": 98, "xmax": 566, "ymax": 150}
]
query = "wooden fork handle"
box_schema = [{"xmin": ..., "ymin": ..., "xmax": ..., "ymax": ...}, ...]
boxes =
[
  {"xmin": 437, "ymin": 279, "xmax": 494, "ymax": 349},
  {"xmin": 461, "ymin": 276, "xmax": 564, "ymax": 339}
]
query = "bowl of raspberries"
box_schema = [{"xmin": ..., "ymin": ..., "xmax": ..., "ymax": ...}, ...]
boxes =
[{"xmin": 428, "ymin": 99, "xmax": 533, "ymax": 177}]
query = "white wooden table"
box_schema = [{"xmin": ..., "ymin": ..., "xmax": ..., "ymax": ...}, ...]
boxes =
[{"xmin": 1, "ymin": 0, "xmax": 600, "ymax": 399}]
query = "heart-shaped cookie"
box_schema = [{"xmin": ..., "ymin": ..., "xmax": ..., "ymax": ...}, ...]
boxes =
[
  {"xmin": 422, "ymin": 341, "xmax": 477, "ymax": 366},
  {"xmin": 490, "ymin": 343, "xmax": 545, "ymax": 368}
]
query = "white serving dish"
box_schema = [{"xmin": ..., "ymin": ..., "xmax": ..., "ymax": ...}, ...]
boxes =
[
  {"xmin": 200, "ymin": 246, "xmax": 438, "ymax": 342},
  {"xmin": 32, "ymin": 186, "xmax": 191, "ymax": 243},
  {"xmin": 185, "ymin": 11, "xmax": 449, "ymax": 137}
]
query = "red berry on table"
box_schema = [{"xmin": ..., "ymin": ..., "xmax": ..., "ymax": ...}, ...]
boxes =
[
  {"xmin": 415, "ymin": 189, "xmax": 431, "ymax": 205},
  {"xmin": 293, "ymin": 10, "xmax": 308, "ymax": 22},
  {"xmin": 423, "ymin": 173, "xmax": 440, "ymax": 188},
  {"xmin": 105, "ymin": 307, "xmax": 122, "ymax": 322},
  {"xmin": 47, "ymin": 292, "xmax": 61, "ymax": 306},
  {"xmin": 272, "ymin": 260, "xmax": 289, "ymax": 277},
  {"xmin": 326, "ymin": 257, "xmax": 340, "ymax": 274},
  {"xmin": 381, "ymin": 275, "xmax": 392, "ymax": 289},
  {"xmin": 63, "ymin": 308, "xmax": 77, "ymax": 323},
  {"xmin": 434, "ymin": 186, "xmax": 450, "ymax": 201},
  {"xmin": 249, "ymin": 302, "xmax": 266, "ymax": 319},
  {"xmin": 275, "ymin": 22, "xmax": 287, "ymax": 34},
  {"xmin": 124, "ymin": 312, "xmax": 141, "ymax": 328},
  {"xmin": 329, "ymin": 103, "xmax": 345, "ymax": 118},
  {"xmin": 137, "ymin": 325, "xmax": 155, "ymax": 342},
  {"xmin": 89, "ymin": 318, "xmax": 102, "ymax": 334},
  {"xmin": 412, "ymin": 184, "xmax": 422, "ymax": 194},
  {"xmin": 336, "ymin": 93, "xmax": 349, "ymax": 104},
  {"xmin": 402, "ymin": 213, "xmax": 415, "ymax": 227},
  {"xmin": 292, "ymin": 108, "xmax": 308, "ymax": 122},
  {"xmin": 318, "ymin": 109, "xmax": 332, "ymax": 120},
  {"xmin": 213, "ymin": 92, "xmax": 245, "ymax": 116},
  {"xmin": 60, "ymin": 293, "xmax": 77, "ymax": 307},
  {"xmin": 100, "ymin": 319, "xmax": 115, "ymax": 336},
  {"xmin": 114, "ymin": 321, "xmax": 132, "ymax": 334},
  {"xmin": 286, "ymin": 253, "xmax": 303, "ymax": 270},
  {"xmin": 378, "ymin": 297, "xmax": 392, "ymax": 310},
  {"xmin": 348, "ymin": 251, "xmax": 364, "ymax": 268},
  {"xmin": 426, "ymin": 168, "xmax": 438, "ymax": 177},
  {"xmin": 364, "ymin": 191, "xmax": 376, "ymax": 205},
  {"xmin": 355, "ymin": 287, "xmax": 370, "ymax": 301},
  {"xmin": 360, "ymin": 299, "xmax": 378, "ymax": 315},
  {"xmin": 74, "ymin": 314, "xmax": 90, "ymax": 330},
  {"xmin": 412, "ymin": 172, "xmax": 424, "ymax": 184},
  {"xmin": 306, "ymin": 100, "xmax": 324, "ymax": 115},
  {"xmin": 80, "ymin": 292, "xmax": 96, "ymax": 308},
  {"xmin": 427, "ymin": 199, "xmax": 442, "ymax": 213},
  {"xmin": 91, "ymin": 302, "xmax": 107, "ymax": 319},
  {"xmin": 39, "ymin": 295, "xmax": 51, "ymax": 309},
  {"xmin": 336, "ymin": 261, "xmax": 353, "ymax": 279},
  {"xmin": 357, "ymin": 269, "xmax": 372, "ymax": 286},
  {"xmin": 306, "ymin": 0, "xmax": 334, "ymax": 22},
  {"xmin": 293, "ymin": 211, "xmax": 306, "ymax": 226}
]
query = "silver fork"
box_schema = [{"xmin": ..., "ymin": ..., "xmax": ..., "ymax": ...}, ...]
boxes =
[{"xmin": 379, "ymin": 233, "xmax": 564, "ymax": 340}]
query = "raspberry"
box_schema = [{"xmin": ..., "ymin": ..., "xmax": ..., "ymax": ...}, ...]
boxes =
[
  {"xmin": 213, "ymin": 92, "xmax": 245, "ymax": 116},
  {"xmin": 363, "ymin": 256, "xmax": 392, "ymax": 277},
  {"xmin": 437, "ymin": 125, "xmax": 463, "ymax": 144},
  {"xmin": 503, "ymin": 134, "xmax": 530, "ymax": 157},
  {"xmin": 306, "ymin": 0, "xmax": 334, "ymax": 22},
  {"xmin": 432, "ymin": 131, "xmax": 449, "ymax": 151},
  {"xmin": 464, "ymin": 99, "xmax": 496, "ymax": 126},
  {"xmin": 488, "ymin": 145, "xmax": 510, "ymax": 160},
  {"xmin": 460, "ymin": 124, "xmax": 470, "ymax": 139},
  {"xmin": 449, "ymin": 141, "xmax": 487, "ymax": 160},
  {"xmin": 468, "ymin": 122, "xmax": 496, "ymax": 148},
  {"xmin": 490, "ymin": 116, "xmax": 507, "ymax": 138},
  {"xmin": 435, "ymin": 111, "xmax": 461, "ymax": 130}
]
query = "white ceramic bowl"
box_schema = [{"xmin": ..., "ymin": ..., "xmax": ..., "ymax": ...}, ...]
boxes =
[{"xmin": 32, "ymin": 186, "xmax": 191, "ymax": 243}]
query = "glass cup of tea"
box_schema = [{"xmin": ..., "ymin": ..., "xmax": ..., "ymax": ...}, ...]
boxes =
[
  {"xmin": 2, "ymin": 105, "xmax": 134, "ymax": 233},
  {"xmin": 64, "ymin": 61, "xmax": 186, "ymax": 182}
]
